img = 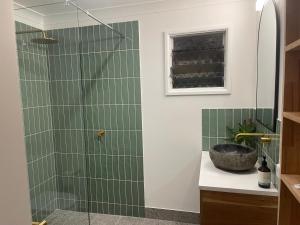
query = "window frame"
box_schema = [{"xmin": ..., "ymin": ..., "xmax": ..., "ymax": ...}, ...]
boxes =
[{"xmin": 164, "ymin": 26, "xmax": 231, "ymax": 96}]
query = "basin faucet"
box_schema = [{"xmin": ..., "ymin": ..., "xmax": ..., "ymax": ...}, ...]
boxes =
[{"xmin": 235, "ymin": 133, "xmax": 279, "ymax": 144}]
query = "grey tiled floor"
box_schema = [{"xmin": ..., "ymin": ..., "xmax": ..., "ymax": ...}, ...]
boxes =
[{"xmin": 46, "ymin": 210, "xmax": 196, "ymax": 225}]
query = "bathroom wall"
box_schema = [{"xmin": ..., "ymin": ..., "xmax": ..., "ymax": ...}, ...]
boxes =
[
  {"xmin": 47, "ymin": 21, "xmax": 145, "ymax": 217},
  {"xmin": 18, "ymin": 0, "xmax": 257, "ymax": 214},
  {"xmin": 89, "ymin": 0, "xmax": 255, "ymax": 213},
  {"xmin": 15, "ymin": 21, "xmax": 57, "ymax": 221},
  {"xmin": 0, "ymin": 1, "xmax": 32, "ymax": 224}
]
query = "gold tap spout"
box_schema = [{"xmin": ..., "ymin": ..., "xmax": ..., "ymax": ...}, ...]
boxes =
[{"xmin": 235, "ymin": 133, "xmax": 279, "ymax": 144}]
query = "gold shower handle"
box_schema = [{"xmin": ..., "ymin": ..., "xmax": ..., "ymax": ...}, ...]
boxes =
[
  {"xmin": 97, "ymin": 129, "xmax": 105, "ymax": 138},
  {"xmin": 97, "ymin": 129, "xmax": 105, "ymax": 143},
  {"xmin": 32, "ymin": 221, "xmax": 47, "ymax": 225}
]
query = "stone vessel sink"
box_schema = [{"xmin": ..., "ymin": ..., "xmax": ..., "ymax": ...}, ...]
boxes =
[{"xmin": 209, "ymin": 144, "xmax": 257, "ymax": 171}]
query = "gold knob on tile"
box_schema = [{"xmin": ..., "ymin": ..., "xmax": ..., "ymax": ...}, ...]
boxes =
[
  {"xmin": 32, "ymin": 221, "xmax": 47, "ymax": 225},
  {"xmin": 97, "ymin": 129, "xmax": 105, "ymax": 138}
]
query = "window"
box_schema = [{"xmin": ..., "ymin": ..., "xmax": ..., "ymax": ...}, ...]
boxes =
[{"xmin": 165, "ymin": 28, "xmax": 230, "ymax": 95}]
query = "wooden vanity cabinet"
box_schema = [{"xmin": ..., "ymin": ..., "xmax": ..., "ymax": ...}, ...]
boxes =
[{"xmin": 200, "ymin": 190, "xmax": 278, "ymax": 225}]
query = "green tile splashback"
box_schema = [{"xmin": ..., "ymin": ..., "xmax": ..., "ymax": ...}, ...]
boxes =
[
  {"xmin": 16, "ymin": 20, "xmax": 144, "ymax": 220},
  {"xmin": 202, "ymin": 108, "xmax": 255, "ymax": 151}
]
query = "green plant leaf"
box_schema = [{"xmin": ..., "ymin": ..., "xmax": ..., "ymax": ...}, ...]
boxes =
[{"xmin": 225, "ymin": 119, "xmax": 258, "ymax": 148}]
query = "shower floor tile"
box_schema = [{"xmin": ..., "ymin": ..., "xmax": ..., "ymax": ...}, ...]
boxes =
[{"xmin": 46, "ymin": 210, "xmax": 197, "ymax": 225}]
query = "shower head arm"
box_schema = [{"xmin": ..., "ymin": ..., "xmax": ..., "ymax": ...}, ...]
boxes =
[{"xmin": 16, "ymin": 29, "xmax": 43, "ymax": 35}]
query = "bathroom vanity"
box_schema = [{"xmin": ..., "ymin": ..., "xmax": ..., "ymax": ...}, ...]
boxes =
[{"xmin": 199, "ymin": 151, "xmax": 278, "ymax": 225}]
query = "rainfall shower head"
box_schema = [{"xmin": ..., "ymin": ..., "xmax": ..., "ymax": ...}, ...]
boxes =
[{"xmin": 31, "ymin": 31, "xmax": 58, "ymax": 45}]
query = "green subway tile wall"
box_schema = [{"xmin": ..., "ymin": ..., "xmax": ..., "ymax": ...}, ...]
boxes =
[
  {"xmin": 202, "ymin": 108, "xmax": 255, "ymax": 150},
  {"xmin": 202, "ymin": 108, "xmax": 280, "ymax": 188},
  {"xmin": 47, "ymin": 21, "xmax": 144, "ymax": 217},
  {"xmin": 47, "ymin": 26, "xmax": 89, "ymax": 213},
  {"xmin": 15, "ymin": 21, "xmax": 57, "ymax": 221},
  {"xmin": 16, "ymin": 20, "xmax": 144, "ymax": 220}
]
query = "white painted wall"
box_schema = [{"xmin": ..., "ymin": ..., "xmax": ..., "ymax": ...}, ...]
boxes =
[
  {"xmin": 16, "ymin": 0, "xmax": 257, "ymax": 213},
  {"xmin": 138, "ymin": 0, "xmax": 256, "ymax": 213},
  {"xmin": 0, "ymin": 0, "xmax": 32, "ymax": 224}
]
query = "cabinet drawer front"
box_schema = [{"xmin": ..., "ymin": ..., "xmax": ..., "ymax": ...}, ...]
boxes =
[{"xmin": 200, "ymin": 190, "xmax": 278, "ymax": 225}]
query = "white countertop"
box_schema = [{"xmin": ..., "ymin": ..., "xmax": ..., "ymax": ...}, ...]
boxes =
[{"xmin": 199, "ymin": 151, "xmax": 278, "ymax": 196}]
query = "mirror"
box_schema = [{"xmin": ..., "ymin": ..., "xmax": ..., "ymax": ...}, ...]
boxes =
[{"xmin": 256, "ymin": 0, "xmax": 280, "ymax": 132}]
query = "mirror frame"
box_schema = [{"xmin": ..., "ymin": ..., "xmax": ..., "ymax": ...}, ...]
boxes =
[{"xmin": 256, "ymin": 0, "xmax": 280, "ymax": 133}]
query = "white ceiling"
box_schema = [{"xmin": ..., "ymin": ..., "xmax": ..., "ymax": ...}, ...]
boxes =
[{"xmin": 14, "ymin": 0, "xmax": 166, "ymax": 16}]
